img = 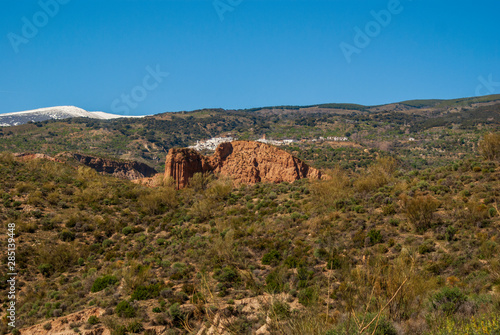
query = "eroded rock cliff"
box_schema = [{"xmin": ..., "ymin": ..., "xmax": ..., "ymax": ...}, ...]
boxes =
[
  {"xmin": 164, "ymin": 141, "xmax": 321, "ymax": 189},
  {"xmin": 57, "ymin": 153, "xmax": 157, "ymax": 180}
]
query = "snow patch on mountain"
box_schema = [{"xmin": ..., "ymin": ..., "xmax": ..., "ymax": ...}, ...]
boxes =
[{"xmin": 0, "ymin": 106, "xmax": 145, "ymax": 127}]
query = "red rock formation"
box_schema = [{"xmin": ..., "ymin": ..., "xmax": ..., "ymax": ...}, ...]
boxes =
[
  {"xmin": 14, "ymin": 152, "xmax": 157, "ymax": 180},
  {"xmin": 164, "ymin": 141, "xmax": 321, "ymax": 189},
  {"xmin": 57, "ymin": 152, "xmax": 157, "ymax": 180},
  {"xmin": 164, "ymin": 148, "xmax": 212, "ymax": 189}
]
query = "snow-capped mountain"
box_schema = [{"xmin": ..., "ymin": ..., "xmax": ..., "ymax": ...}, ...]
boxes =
[{"xmin": 0, "ymin": 106, "xmax": 144, "ymax": 127}]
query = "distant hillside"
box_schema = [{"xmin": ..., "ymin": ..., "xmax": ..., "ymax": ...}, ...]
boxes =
[{"xmin": 0, "ymin": 95, "xmax": 499, "ymax": 171}]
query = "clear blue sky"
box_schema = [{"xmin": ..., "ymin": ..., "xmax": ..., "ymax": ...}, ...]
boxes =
[{"xmin": 1, "ymin": 0, "xmax": 499, "ymax": 115}]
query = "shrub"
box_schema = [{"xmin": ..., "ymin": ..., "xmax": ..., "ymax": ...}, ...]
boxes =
[
  {"xmin": 188, "ymin": 172, "xmax": 213, "ymax": 192},
  {"xmin": 382, "ymin": 204, "xmax": 396, "ymax": 215},
  {"xmin": 479, "ymin": 240, "xmax": 498, "ymax": 259},
  {"xmin": 418, "ymin": 240, "xmax": 435, "ymax": 254},
  {"xmin": 430, "ymin": 287, "xmax": 468, "ymax": 315},
  {"xmin": 138, "ymin": 186, "xmax": 177, "ymax": 215},
  {"xmin": 311, "ymin": 167, "xmax": 351, "ymax": 209},
  {"xmin": 479, "ymin": 132, "xmax": 500, "ymax": 160},
  {"xmin": 88, "ymin": 316, "xmax": 100, "ymax": 325},
  {"xmin": 214, "ymin": 266, "xmax": 239, "ymax": 284},
  {"xmin": 115, "ymin": 301, "xmax": 136, "ymax": 318},
  {"xmin": 445, "ymin": 226, "xmax": 457, "ymax": 241},
  {"xmin": 111, "ymin": 325, "xmax": 127, "ymax": 335},
  {"xmin": 367, "ymin": 229, "xmax": 382, "ymax": 245},
  {"xmin": 371, "ymin": 316, "xmax": 397, "ymax": 335},
  {"xmin": 127, "ymin": 321, "xmax": 144, "ymax": 333},
  {"xmin": 168, "ymin": 303, "xmax": 183, "ymax": 322},
  {"xmin": 43, "ymin": 323, "xmax": 52, "ymax": 330},
  {"xmin": 38, "ymin": 263, "xmax": 53, "ymax": 277},
  {"xmin": 122, "ymin": 226, "xmax": 132, "ymax": 235},
  {"xmin": 91, "ymin": 275, "xmax": 118, "ymax": 293},
  {"xmin": 59, "ymin": 229, "xmax": 76, "ymax": 242},
  {"xmin": 403, "ymin": 194, "xmax": 439, "ymax": 232},
  {"xmin": 262, "ymin": 250, "xmax": 282, "ymax": 266},
  {"xmin": 265, "ymin": 267, "xmax": 288, "ymax": 293},
  {"xmin": 298, "ymin": 287, "xmax": 317, "ymax": 307},
  {"xmin": 131, "ymin": 283, "xmax": 163, "ymax": 300},
  {"xmin": 327, "ymin": 256, "xmax": 343, "ymax": 270},
  {"xmin": 354, "ymin": 157, "xmax": 396, "ymax": 192},
  {"xmin": 389, "ymin": 218, "xmax": 400, "ymax": 226},
  {"xmin": 271, "ymin": 300, "xmax": 291, "ymax": 320}
]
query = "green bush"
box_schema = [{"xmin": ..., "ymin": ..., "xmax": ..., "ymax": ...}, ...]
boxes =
[
  {"xmin": 169, "ymin": 303, "xmax": 183, "ymax": 322},
  {"xmin": 214, "ymin": 266, "xmax": 239, "ymax": 284},
  {"xmin": 430, "ymin": 287, "xmax": 468, "ymax": 316},
  {"xmin": 298, "ymin": 287, "xmax": 317, "ymax": 307},
  {"xmin": 445, "ymin": 226, "xmax": 457, "ymax": 241},
  {"xmin": 127, "ymin": 321, "xmax": 144, "ymax": 333},
  {"xmin": 271, "ymin": 301, "xmax": 291, "ymax": 320},
  {"xmin": 418, "ymin": 240, "xmax": 435, "ymax": 254},
  {"xmin": 367, "ymin": 229, "xmax": 382, "ymax": 245},
  {"xmin": 38, "ymin": 263, "xmax": 53, "ymax": 277},
  {"xmin": 327, "ymin": 256, "xmax": 343, "ymax": 270},
  {"xmin": 262, "ymin": 250, "xmax": 282, "ymax": 265},
  {"xmin": 403, "ymin": 195, "xmax": 439, "ymax": 232},
  {"xmin": 88, "ymin": 316, "xmax": 100, "ymax": 325},
  {"xmin": 59, "ymin": 229, "xmax": 75, "ymax": 242},
  {"xmin": 115, "ymin": 300, "xmax": 136, "ymax": 318},
  {"xmin": 131, "ymin": 283, "xmax": 162, "ymax": 300},
  {"xmin": 91, "ymin": 275, "xmax": 118, "ymax": 293},
  {"xmin": 266, "ymin": 268, "xmax": 288, "ymax": 293},
  {"xmin": 122, "ymin": 226, "xmax": 132, "ymax": 235},
  {"xmin": 479, "ymin": 132, "xmax": 500, "ymax": 160}
]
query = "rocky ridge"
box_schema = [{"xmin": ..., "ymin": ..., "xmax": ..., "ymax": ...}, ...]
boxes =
[
  {"xmin": 13, "ymin": 152, "xmax": 157, "ymax": 181},
  {"xmin": 164, "ymin": 140, "xmax": 321, "ymax": 189},
  {"xmin": 57, "ymin": 153, "xmax": 158, "ymax": 180}
]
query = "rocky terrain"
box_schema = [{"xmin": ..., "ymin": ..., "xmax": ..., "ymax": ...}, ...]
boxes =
[
  {"xmin": 13, "ymin": 152, "xmax": 157, "ymax": 180},
  {"xmin": 19, "ymin": 308, "xmax": 107, "ymax": 335},
  {"xmin": 0, "ymin": 97, "xmax": 499, "ymax": 335},
  {"xmin": 58, "ymin": 153, "xmax": 158, "ymax": 180},
  {"xmin": 164, "ymin": 141, "xmax": 322, "ymax": 189}
]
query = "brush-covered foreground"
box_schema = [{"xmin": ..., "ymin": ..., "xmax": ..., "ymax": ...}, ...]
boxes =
[{"xmin": 0, "ymin": 134, "xmax": 500, "ymax": 334}]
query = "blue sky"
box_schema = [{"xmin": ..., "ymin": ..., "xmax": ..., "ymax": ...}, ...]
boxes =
[{"xmin": 1, "ymin": 0, "xmax": 499, "ymax": 115}]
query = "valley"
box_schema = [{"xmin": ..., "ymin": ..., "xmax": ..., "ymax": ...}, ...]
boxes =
[{"xmin": 0, "ymin": 96, "xmax": 499, "ymax": 334}]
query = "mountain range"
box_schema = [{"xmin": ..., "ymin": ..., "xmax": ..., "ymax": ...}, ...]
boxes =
[{"xmin": 0, "ymin": 106, "xmax": 143, "ymax": 127}]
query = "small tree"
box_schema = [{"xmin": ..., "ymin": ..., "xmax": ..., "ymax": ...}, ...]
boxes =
[
  {"xmin": 479, "ymin": 132, "xmax": 500, "ymax": 160},
  {"xmin": 403, "ymin": 195, "xmax": 439, "ymax": 232}
]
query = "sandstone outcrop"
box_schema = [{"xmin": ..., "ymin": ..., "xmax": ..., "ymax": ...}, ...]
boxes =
[
  {"xmin": 14, "ymin": 152, "xmax": 63, "ymax": 163},
  {"xmin": 164, "ymin": 141, "xmax": 321, "ymax": 189}
]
